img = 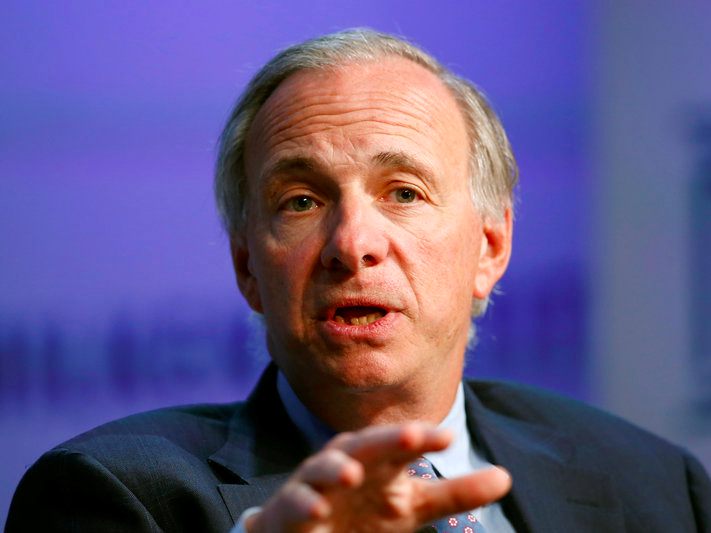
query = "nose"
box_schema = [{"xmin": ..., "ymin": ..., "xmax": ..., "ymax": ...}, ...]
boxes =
[{"xmin": 320, "ymin": 197, "xmax": 388, "ymax": 272}]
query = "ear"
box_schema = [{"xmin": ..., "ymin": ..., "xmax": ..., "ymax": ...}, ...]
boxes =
[
  {"xmin": 230, "ymin": 233, "xmax": 264, "ymax": 313},
  {"xmin": 473, "ymin": 206, "xmax": 513, "ymax": 299}
]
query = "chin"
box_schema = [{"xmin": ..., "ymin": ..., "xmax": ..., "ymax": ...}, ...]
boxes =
[{"xmin": 318, "ymin": 350, "xmax": 414, "ymax": 392}]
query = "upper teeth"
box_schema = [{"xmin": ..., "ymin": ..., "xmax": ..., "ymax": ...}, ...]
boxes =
[{"xmin": 334, "ymin": 312, "xmax": 383, "ymax": 326}]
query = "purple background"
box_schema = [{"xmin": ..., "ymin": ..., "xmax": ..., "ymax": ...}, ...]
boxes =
[{"xmin": 0, "ymin": 0, "xmax": 634, "ymax": 522}]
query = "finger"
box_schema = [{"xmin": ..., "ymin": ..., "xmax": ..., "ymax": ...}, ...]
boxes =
[
  {"xmin": 326, "ymin": 423, "xmax": 454, "ymax": 467},
  {"xmin": 254, "ymin": 480, "xmax": 331, "ymax": 531},
  {"xmin": 296, "ymin": 448, "xmax": 364, "ymax": 490},
  {"xmin": 415, "ymin": 466, "xmax": 512, "ymax": 523}
]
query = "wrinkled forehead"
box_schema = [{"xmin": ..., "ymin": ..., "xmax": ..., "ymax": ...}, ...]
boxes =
[{"xmin": 244, "ymin": 56, "xmax": 470, "ymax": 185}]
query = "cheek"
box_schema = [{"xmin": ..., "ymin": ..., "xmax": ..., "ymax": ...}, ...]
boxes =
[
  {"xmin": 406, "ymin": 233, "xmax": 475, "ymax": 349},
  {"xmin": 256, "ymin": 236, "xmax": 319, "ymax": 302},
  {"xmin": 414, "ymin": 226, "xmax": 480, "ymax": 299}
]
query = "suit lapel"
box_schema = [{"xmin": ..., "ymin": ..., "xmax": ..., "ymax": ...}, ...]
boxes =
[
  {"xmin": 464, "ymin": 383, "xmax": 626, "ymax": 533},
  {"xmin": 209, "ymin": 364, "xmax": 312, "ymax": 522},
  {"xmin": 216, "ymin": 474, "xmax": 291, "ymax": 523}
]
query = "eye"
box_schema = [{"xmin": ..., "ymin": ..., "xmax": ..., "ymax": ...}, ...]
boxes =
[
  {"xmin": 393, "ymin": 187, "xmax": 419, "ymax": 203},
  {"xmin": 285, "ymin": 195, "xmax": 317, "ymax": 212}
]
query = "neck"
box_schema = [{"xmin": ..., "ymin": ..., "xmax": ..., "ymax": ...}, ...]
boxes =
[{"xmin": 282, "ymin": 366, "xmax": 463, "ymax": 432}]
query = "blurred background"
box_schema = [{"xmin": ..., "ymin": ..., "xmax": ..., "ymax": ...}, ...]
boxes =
[{"xmin": 2, "ymin": 0, "xmax": 710, "ymax": 523}]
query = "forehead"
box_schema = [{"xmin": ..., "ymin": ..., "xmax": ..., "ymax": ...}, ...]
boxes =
[{"xmin": 245, "ymin": 56, "xmax": 469, "ymax": 183}]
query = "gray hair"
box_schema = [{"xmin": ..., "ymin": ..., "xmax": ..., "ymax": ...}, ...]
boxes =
[{"xmin": 214, "ymin": 28, "xmax": 518, "ymax": 322}]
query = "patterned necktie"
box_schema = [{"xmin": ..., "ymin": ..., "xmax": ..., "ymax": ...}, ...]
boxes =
[{"xmin": 407, "ymin": 457, "xmax": 487, "ymax": 533}]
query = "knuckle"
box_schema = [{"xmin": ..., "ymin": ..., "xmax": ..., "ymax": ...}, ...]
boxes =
[
  {"xmin": 301, "ymin": 453, "xmax": 321, "ymax": 468},
  {"xmin": 325, "ymin": 431, "xmax": 354, "ymax": 450},
  {"xmin": 298, "ymin": 448, "xmax": 345, "ymax": 478},
  {"xmin": 279, "ymin": 482, "xmax": 314, "ymax": 514},
  {"xmin": 320, "ymin": 447, "xmax": 347, "ymax": 464},
  {"xmin": 380, "ymin": 497, "xmax": 410, "ymax": 519}
]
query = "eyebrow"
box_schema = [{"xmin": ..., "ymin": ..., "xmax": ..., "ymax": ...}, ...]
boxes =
[
  {"xmin": 371, "ymin": 151, "xmax": 435, "ymax": 185},
  {"xmin": 261, "ymin": 156, "xmax": 323, "ymax": 181},
  {"xmin": 260, "ymin": 151, "xmax": 436, "ymax": 185}
]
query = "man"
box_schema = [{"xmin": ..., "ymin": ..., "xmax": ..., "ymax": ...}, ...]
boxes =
[{"xmin": 7, "ymin": 29, "xmax": 711, "ymax": 532}]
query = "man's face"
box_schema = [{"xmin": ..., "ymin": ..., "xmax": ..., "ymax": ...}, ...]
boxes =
[{"xmin": 234, "ymin": 57, "xmax": 510, "ymax": 400}]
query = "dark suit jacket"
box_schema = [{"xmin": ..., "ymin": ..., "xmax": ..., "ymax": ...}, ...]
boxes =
[{"xmin": 7, "ymin": 364, "xmax": 711, "ymax": 532}]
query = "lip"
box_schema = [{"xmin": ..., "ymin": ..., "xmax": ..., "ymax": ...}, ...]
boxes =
[
  {"xmin": 317, "ymin": 297, "xmax": 400, "ymax": 341},
  {"xmin": 318, "ymin": 297, "xmax": 393, "ymax": 319},
  {"xmin": 319, "ymin": 309, "xmax": 400, "ymax": 341}
]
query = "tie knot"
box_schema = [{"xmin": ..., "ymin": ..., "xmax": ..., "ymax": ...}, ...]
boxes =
[
  {"xmin": 406, "ymin": 457, "xmax": 437, "ymax": 480},
  {"xmin": 407, "ymin": 457, "xmax": 488, "ymax": 532}
]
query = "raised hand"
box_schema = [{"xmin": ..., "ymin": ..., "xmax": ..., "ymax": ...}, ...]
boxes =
[{"xmin": 245, "ymin": 422, "xmax": 511, "ymax": 533}]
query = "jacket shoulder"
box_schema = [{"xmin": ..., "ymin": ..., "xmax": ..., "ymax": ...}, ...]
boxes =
[
  {"xmin": 63, "ymin": 401, "xmax": 238, "ymax": 445},
  {"xmin": 7, "ymin": 402, "xmax": 244, "ymax": 532},
  {"xmin": 54, "ymin": 401, "xmax": 244, "ymax": 482},
  {"xmin": 463, "ymin": 378, "xmax": 708, "ymax": 477},
  {"xmin": 466, "ymin": 378, "xmax": 665, "ymax": 444},
  {"xmin": 465, "ymin": 379, "xmax": 711, "ymax": 530}
]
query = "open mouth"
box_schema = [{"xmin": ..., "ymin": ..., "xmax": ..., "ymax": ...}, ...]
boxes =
[{"xmin": 333, "ymin": 306, "xmax": 386, "ymax": 326}]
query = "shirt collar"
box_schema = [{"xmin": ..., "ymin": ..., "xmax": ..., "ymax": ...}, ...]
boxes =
[
  {"xmin": 277, "ymin": 370, "xmax": 336, "ymax": 451},
  {"xmin": 422, "ymin": 382, "xmax": 474, "ymax": 478},
  {"xmin": 277, "ymin": 370, "xmax": 472, "ymax": 478}
]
